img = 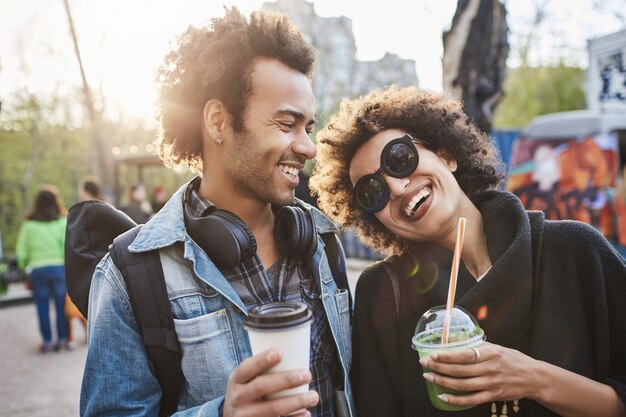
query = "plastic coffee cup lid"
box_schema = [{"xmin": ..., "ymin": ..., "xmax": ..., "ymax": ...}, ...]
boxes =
[
  {"xmin": 411, "ymin": 305, "xmax": 485, "ymax": 350},
  {"xmin": 245, "ymin": 301, "xmax": 312, "ymax": 330}
]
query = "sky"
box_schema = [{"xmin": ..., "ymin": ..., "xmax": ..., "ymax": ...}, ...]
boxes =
[{"xmin": 1, "ymin": 0, "xmax": 625, "ymax": 123}]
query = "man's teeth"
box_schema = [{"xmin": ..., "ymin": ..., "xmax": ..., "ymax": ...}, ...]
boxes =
[
  {"xmin": 278, "ymin": 165, "xmax": 299, "ymax": 178},
  {"xmin": 404, "ymin": 187, "xmax": 432, "ymax": 217}
]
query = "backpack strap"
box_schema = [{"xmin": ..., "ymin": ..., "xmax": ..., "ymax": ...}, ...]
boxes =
[
  {"xmin": 321, "ymin": 232, "xmax": 353, "ymax": 318},
  {"xmin": 110, "ymin": 226, "xmax": 181, "ymax": 417}
]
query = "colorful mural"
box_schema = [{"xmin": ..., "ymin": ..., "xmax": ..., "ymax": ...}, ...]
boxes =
[{"xmin": 507, "ymin": 134, "xmax": 619, "ymax": 238}]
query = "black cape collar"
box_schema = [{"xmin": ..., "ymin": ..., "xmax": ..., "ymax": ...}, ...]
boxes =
[{"xmin": 403, "ymin": 191, "xmax": 544, "ymax": 346}]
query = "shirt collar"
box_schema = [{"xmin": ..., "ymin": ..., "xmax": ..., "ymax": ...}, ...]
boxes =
[{"xmin": 188, "ymin": 188, "xmax": 215, "ymax": 218}]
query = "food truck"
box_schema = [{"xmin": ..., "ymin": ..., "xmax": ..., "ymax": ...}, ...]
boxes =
[{"xmin": 507, "ymin": 109, "xmax": 626, "ymax": 241}]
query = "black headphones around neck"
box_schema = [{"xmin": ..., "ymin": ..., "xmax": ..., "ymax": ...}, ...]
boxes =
[{"xmin": 183, "ymin": 177, "xmax": 317, "ymax": 270}]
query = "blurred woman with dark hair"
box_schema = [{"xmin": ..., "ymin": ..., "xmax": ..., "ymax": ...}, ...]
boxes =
[{"xmin": 16, "ymin": 185, "xmax": 70, "ymax": 353}]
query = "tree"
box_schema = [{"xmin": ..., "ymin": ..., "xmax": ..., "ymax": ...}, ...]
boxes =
[
  {"xmin": 63, "ymin": 0, "xmax": 113, "ymax": 187},
  {"xmin": 0, "ymin": 99, "xmax": 189, "ymax": 252},
  {"xmin": 443, "ymin": 0, "xmax": 509, "ymax": 134},
  {"xmin": 0, "ymin": 108, "xmax": 94, "ymax": 251},
  {"xmin": 491, "ymin": 0, "xmax": 587, "ymax": 128},
  {"xmin": 493, "ymin": 63, "xmax": 586, "ymax": 128}
]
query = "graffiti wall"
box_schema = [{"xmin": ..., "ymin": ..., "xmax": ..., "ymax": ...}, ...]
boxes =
[{"xmin": 507, "ymin": 134, "xmax": 619, "ymax": 237}]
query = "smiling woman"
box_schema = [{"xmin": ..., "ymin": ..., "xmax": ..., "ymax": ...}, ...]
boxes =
[
  {"xmin": 309, "ymin": 85, "xmax": 626, "ymax": 417},
  {"xmin": 311, "ymin": 85, "xmax": 503, "ymax": 255}
]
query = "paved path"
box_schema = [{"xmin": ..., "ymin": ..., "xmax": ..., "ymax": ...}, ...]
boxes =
[
  {"xmin": 0, "ymin": 258, "xmax": 372, "ymax": 416},
  {"xmin": 0, "ymin": 301, "xmax": 87, "ymax": 417}
]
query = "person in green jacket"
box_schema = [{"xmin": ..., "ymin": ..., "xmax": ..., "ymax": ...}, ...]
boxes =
[{"xmin": 16, "ymin": 185, "xmax": 69, "ymax": 353}]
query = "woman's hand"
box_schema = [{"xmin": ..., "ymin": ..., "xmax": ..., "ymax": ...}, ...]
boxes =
[
  {"xmin": 421, "ymin": 342, "xmax": 626, "ymax": 417},
  {"xmin": 420, "ymin": 342, "xmax": 542, "ymax": 406}
]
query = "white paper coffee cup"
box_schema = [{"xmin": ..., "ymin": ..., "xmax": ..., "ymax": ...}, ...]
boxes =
[{"xmin": 244, "ymin": 302, "xmax": 313, "ymax": 400}]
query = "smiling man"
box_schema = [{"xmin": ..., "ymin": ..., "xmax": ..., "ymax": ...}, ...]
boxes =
[{"xmin": 80, "ymin": 7, "xmax": 354, "ymax": 417}]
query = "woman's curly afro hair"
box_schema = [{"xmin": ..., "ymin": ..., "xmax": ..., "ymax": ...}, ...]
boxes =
[
  {"xmin": 310, "ymin": 85, "xmax": 505, "ymax": 255},
  {"xmin": 155, "ymin": 7, "xmax": 315, "ymax": 173}
]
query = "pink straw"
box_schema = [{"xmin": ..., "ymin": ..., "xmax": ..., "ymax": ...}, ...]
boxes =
[{"xmin": 442, "ymin": 217, "xmax": 466, "ymax": 345}]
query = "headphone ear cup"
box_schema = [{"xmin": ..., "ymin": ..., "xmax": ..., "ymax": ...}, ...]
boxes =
[
  {"xmin": 274, "ymin": 206, "xmax": 317, "ymax": 257},
  {"xmin": 186, "ymin": 208, "xmax": 257, "ymax": 270},
  {"xmin": 213, "ymin": 210, "xmax": 257, "ymax": 264}
]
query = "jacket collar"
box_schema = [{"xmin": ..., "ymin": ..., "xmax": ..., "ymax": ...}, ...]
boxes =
[
  {"xmin": 128, "ymin": 182, "xmax": 189, "ymax": 253},
  {"xmin": 457, "ymin": 191, "xmax": 544, "ymax": 346},
  {"xmin": 294, "ymin": 199, "xmax": 339, "ymax": 235},
  {"xmin": 404, "ymin": 191, "xmax": 544, "ymax": 347}
]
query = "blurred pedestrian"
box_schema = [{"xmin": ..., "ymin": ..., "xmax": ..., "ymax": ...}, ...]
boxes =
[
  {"xmin": 294, "ymin": 171, "xmax": 318, "ymax": 208},
  {"xmin": 16, "ymin": 185, "xmax": 70, "ymax": 353},
  {"xmin": 150, "ymin": 184, "xmax": 169, "ymax": 214},
  {"xmin": 65, "ymin": 291, "xmax": 87, "ymax": 345},
  {"xmin": 119, "ymin": 183, "xmax": 152, "ymax": 223},
  {"xmin": 77, "ymin": 175, "xmax": 107, "ymax": 202}
]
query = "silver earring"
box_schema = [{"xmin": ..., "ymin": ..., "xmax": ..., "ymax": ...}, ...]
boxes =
[{"xmin": 215, "ymin": 137, "xmax": 223, "ymax": 144}]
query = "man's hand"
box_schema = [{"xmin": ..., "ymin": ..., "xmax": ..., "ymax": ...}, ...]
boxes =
[{"xmin": 222, "ymin": 349, "xmax": 319, "ymax": 417}]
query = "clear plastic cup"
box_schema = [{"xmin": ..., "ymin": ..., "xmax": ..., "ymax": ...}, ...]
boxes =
[{"xmin": 411, "ymin": 305, "xmax": 485, "ymax": 411}]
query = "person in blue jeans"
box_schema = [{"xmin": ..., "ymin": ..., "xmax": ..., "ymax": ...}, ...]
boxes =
[
  {"xmin": 81, "ymin": 7, "xmax": 354, "ymax": 417},
  {"xmin": 16, "ymin": 185, "xmax": 69, "ymax": 353}
]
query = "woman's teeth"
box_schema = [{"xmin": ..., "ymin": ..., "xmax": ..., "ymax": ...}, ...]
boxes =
[
  {"xmin": 279, "ymin": 165, "xmax": 299, "ymax": 178},
  {"xmin": 404, "ymin": 186, "xmax": 432, "ymax": 217}
]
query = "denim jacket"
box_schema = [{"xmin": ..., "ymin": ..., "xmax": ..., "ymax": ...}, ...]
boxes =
[{"xmin": 80, "ymin": 182, "xmax": 355, "ymax": 417}]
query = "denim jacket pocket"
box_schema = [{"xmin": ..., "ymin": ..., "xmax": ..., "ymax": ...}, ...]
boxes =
[{"xmin": 173, "ymin": 308, "xmax": 237, "ymax": 405}]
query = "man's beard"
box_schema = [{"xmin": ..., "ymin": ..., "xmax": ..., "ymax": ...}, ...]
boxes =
[{"xmin": 228, "ymin": 129, "xmax": 296, "ymax": 207}]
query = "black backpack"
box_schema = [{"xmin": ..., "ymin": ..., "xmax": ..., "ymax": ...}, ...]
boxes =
[{"xmin": 65, "ymin": 199, "xmax": 351, "ymax": 417}]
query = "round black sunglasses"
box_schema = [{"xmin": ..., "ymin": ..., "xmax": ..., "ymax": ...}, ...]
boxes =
[{"xmin": 352, "ymin": 134, "xmax": 419, "ymax": 213}]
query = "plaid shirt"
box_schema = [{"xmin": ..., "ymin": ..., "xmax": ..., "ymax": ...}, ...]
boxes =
[{"xmin": 188, "ymin": 190, "xmax": 340, "ymax": 417}]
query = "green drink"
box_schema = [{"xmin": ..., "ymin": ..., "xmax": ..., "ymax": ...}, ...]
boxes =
[{"xmin": 411, "ymin": 306, "xmax": 485, "ymax": 411}]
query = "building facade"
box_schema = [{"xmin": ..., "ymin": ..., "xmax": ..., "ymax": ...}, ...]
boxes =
[{"xmin": 262, "ymin": 0, "xmax": 419, "ymax": 117}]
